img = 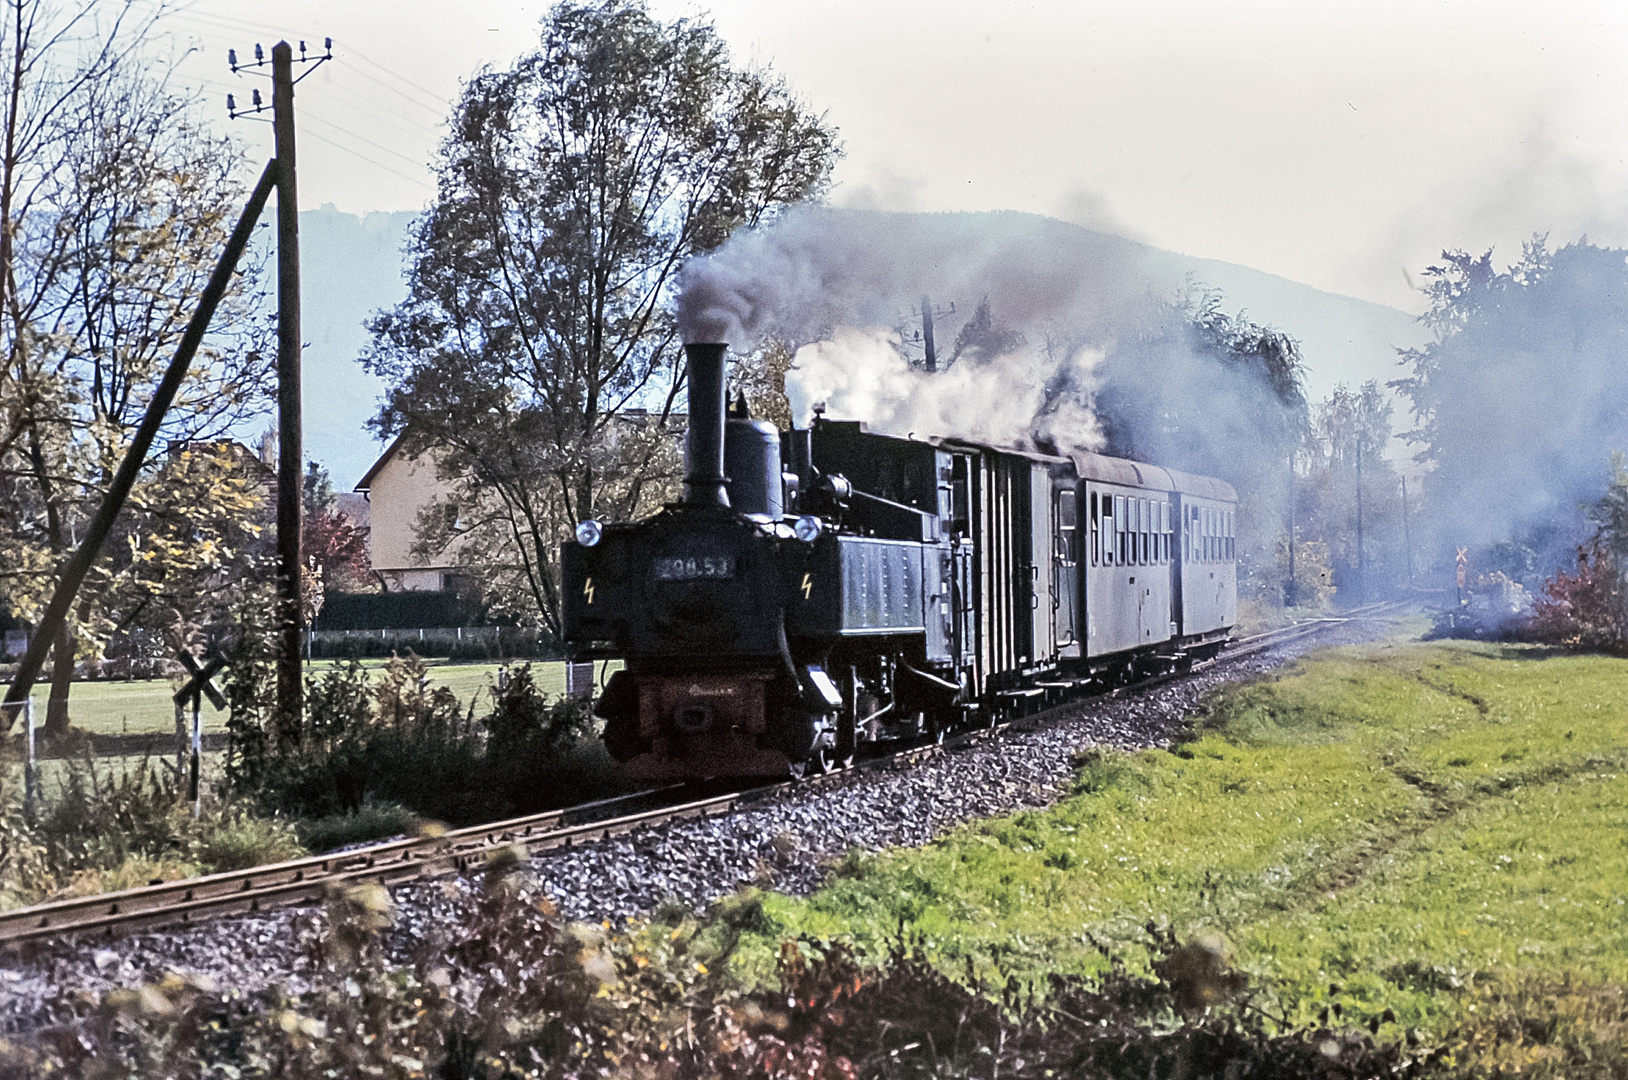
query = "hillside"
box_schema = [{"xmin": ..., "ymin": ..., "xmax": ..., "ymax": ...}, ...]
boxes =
[{"xmin": 293, "ymin": 207, "xmax": 1428, "ymax": 487}]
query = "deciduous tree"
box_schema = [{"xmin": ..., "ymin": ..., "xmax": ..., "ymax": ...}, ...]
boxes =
[
  {"xmin": 0, "ymin": 0, "xmax": 273, "ymax": 734},
  {"xmin": 365, "ymin": 0, "xmax": 839, "ymax": 638}
]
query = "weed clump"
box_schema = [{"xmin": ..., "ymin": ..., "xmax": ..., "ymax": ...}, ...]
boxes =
[
  {"xmin": 0, "ymin": 752, "xmax": 302, "ymax": 907},
  {"xmin": 1433, "ymin": 974, "xmax": 1628, "ymax": 1079}
]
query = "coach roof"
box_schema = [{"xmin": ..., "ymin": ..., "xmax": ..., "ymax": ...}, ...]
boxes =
[{"xmin": 1070, "ymin": 450, "xmax": 1237, "ymax": 503}]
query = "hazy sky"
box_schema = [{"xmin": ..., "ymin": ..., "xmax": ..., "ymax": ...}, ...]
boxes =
[{"xmin": 159, "ymin": 0, "xmax": 1628, "ymax": 312}]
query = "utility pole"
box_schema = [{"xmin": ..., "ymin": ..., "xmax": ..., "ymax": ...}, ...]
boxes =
[
  {"xmin": 1401, "ymin": 475, "xmax": 1414, "ymax": 586},
  {"xmin": 0, "ymin": 161, "xmax": 278, "ymax": 728},
  {"xmin": 272, "ymin": 41, "xmax": 303, "ymax": 727},
  {"xmin": 228, "ymin": 39, "xmax": 330, "ymax": 733},
  {"xmin": 1354, "ymin": 432, "xmax": 1365, "ymax": 604},
  {"xmin": 920, "ymin": 296, "xmax": 937, "ymax": 373}
]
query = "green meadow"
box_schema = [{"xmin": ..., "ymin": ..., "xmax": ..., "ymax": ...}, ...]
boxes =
[
  {"xmin": 7, "ymin": 659, "xmax": 617, "ymax": 736},
  {"xmin": 748, "ymin": 637, "xmax": 1628, "ymax": 1046}
]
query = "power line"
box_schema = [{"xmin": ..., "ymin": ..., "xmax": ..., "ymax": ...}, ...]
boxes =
[
  {"xmin": 187, "ymin": 69, "xmax": 443, "ymax": 152},
  {"xmin": 298, "ymin": 126, "xmax": 429, "ymax": 189},
  {"xmin": 301, "ymin": 112, "xmax": 429, "ymax": 174},
  {"xmin": 341, "ymin": 43, "xmax": 454, "ymax": 116}
]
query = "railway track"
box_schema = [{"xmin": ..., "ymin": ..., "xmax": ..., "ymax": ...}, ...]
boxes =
[{"xmin": 0, "ymin": 601, "xmax": 1403, "ymax": 947}]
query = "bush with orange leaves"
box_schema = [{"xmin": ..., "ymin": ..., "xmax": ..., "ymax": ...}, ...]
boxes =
[{"xmin": 1529, "ymin": 540, "xmax": 1628, "ymax": 653}]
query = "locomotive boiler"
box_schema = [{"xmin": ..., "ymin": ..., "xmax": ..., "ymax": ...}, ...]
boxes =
[{"xmin": 561, "ymin": 342, "xmax": 1238, "ymax": 780}]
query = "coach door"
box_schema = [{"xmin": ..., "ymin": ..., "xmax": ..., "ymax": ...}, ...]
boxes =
[
  {"xmin": 1052, "ymin": 479, "xmax": 1080, "ymax": 659},
  {"xmin": 947, "ymin": 452, "xmax": 977, "ymax": 684},
  {"xmin": 1028, "ymin": 464, "xmax": 1055, "ymax": 669}
]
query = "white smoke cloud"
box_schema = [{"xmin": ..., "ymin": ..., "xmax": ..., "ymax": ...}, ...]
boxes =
[
  {"xmin": 674, "ymin": 207, "xmax": 1160, "ymax": 452},
  {"xmin": 676, "ymin": 206, "xmax": 1152, "ymax": 350},
  {"xmin": 784, "ymin": 326, "xmax": 1105, "ymax": 451}
]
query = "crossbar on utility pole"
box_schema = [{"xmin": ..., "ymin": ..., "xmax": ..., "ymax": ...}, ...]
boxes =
[{"xmin": 272, "ymin": 40, "xmax": 304, "ymax": 730}]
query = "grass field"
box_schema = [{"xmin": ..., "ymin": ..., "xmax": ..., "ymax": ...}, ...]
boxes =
[
  {"xmin": 7, "ymin": 658, "xmax": 619, "ymax": 736},
  {"xmin": 743, "ymin": 636, "xmax": 1628, "ymax": 1044}
]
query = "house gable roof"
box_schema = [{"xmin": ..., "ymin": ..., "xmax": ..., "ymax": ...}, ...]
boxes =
[{"xmin": 354, "ymin": 432, "xmax": 409, "ymax": 492}]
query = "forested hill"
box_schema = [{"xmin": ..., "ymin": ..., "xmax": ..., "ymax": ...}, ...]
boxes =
[{"xmin": 292, "ymin": 205, "xmax": 1426, "ymax": 488}]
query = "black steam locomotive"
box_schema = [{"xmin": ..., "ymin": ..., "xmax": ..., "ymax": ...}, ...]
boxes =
[{"xmin": 562, "ymin": 343, "xmax": 1238, "ymax": 780}]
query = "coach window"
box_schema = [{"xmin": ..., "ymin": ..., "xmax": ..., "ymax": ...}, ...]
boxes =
[
  {"xmin": 1101, "ymin": 494, "xmax": 1112, "ymax": 566},
  {"xmin": 1135, "ymin": 498, "xmax": 1144, "ymax": 565},
  {"xmin": 1099, "ymin": 496, "xmax": 1111, "ymax": 565},
  {"xmin": 1109, "ymin": 500, "xmax": 1119, "ymax": 566},
  {"xmin": 1057, "ymin": 491, "xmax": 1078, "ymax": 565},
  {"xmin": 1088, "ymin": 493, "xmax": 1098, "ymax": 566},
  {"xmin": 1121, "ymin": 497, "xmax": 1131, "ymax": 566},
  {"xmin": 1228, "ymin": 511, "xmax": 1236, "ymax": 560},
  {"xmin": 1164, "ymin": 502, "xmax": 1173, "ymax": 563},
  {"xmin": 1108, "ymin": 496, "xmax": 1117, "ymax": 565},
  {"xmin": 1117, "ymin": 497, "xmax": 1127, "ymax": 566},
  {"xmin": 1138, "ymin": 499, "xmax": 1148, "ymax": 564},
  {"xmin": 1135, "ymin": 499, "xmax": 1144, "ymax": 565}
]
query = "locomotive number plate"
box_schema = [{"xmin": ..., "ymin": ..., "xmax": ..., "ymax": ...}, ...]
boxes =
[{"xmin": 652, "ymin": 555, "xmax": 734, "ymax": 581}]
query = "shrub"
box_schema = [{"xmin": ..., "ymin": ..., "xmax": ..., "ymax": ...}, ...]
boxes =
[
  {"xmin": 231, "ymin": 655, "xmax": 629, "ymax": 832},
  {"xmin": 187, "ymin": 807, "xmax": 303, "ymax": 872},
  {"xmin": 32, "ymin": 753, "xmax": 186, "ymax": 874},
  {"xmin": 1529, "ymin": 540, "xmax": 1627, "ymax": 651},
  {"xmin": 0, "ymin": 752, "xmax": 306, "ymax": 906},
  {"xmin": 1433, "ymin": 973, "xmax": 1628, "ymax": 1079},
  {"xmin": 295, "ymin": 801, "xmax": 417, "ymax": 854}
]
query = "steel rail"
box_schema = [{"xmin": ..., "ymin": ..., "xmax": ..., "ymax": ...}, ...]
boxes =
[
  {"xmin": 0, "ymin": 601, "xmax": 1404, "ymax": 946},
  {"xmin": 0, "ymin": 785, "xmax": 694, "ymax": 945}
]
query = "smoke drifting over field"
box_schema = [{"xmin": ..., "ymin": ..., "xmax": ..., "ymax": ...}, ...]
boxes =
[{"xmin": 1401, "ymin": 240, "xmax": 1628, "ymax": 580}]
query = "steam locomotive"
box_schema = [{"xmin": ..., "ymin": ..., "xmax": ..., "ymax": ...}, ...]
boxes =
[{"xmin": 561, "ymin": 343, "xmax": 1238, "ymax": 780}]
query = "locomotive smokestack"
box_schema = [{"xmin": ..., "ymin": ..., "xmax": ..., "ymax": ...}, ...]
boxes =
[{"xmin": 682, "ymin": 342, "xmax": 730, "ymax": 508}]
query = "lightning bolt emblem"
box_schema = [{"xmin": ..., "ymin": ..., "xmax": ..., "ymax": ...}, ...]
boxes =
[
  {"xmin": 800, "ymin": 573, "xmax": 812, "ymax": 600},
  {"xmin": 583, "ymin": 577, "xmax": 595, "ymax": 604}
]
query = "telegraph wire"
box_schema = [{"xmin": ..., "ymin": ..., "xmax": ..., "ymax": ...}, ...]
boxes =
[
  {"xmin": 337, "ymin": 43, "xmax": 454, "ymax": 116},
  {"xmin": 300, "ymin": 112, "xmax": 430, "ymax": 174},
  {"xmin": 187, "ymin": 69, "xmax": 443, "ymax": 152},
  {"xmin": 298, "ymin": 126, "xmax": 427, "ymax": 188}
]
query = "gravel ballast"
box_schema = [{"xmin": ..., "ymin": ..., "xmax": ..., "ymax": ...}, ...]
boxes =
[{"xmin": 0, "ymin": 619, "xmax": 1395, "ymax": 1030}]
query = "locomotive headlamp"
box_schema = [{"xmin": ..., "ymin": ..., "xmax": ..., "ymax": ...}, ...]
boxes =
[
  {"xmin": 793, "ymin": 515, "xmax": 823, "ymax": 543},
  {"xmin": 574, "ymin": 519, "xmax": 604, "ymax": 547}
]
